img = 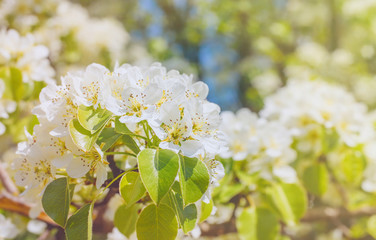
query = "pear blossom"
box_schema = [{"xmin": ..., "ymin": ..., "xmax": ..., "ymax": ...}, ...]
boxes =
[
  {"xmin": 0, "ymin": 28, "xmax": 55, "ymax": 84},
  {"xmin": 261, "ymin": 79, "xmax": 373, "ymax": 149},
  {"xmin": 220, "ymin": 108, "xmax": 297, "ymax": 182},
  {"xmin": 15, "ymin": 62, "xmax": 225, "ymax": 209},
  {"xmin": 0, "ymin": 214, "xmax": 20, "ymax": 239},
  {"xmin": 0, "ymin": 79, "xmax": 16, "ymax": 135}
]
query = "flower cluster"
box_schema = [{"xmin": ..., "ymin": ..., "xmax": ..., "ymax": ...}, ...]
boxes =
[
  {"xmin": 220, "ymin": 108, "xmax": 296, "ymax": 183},
  {"xmin": 16, "ymin": 62, "xmax": 226, "ymax": 216},
  {"xmin": 0, "ymin": 28, "xmax": 55, "ymax": 84},
  {"xmin": 0, "ymin": 80, "xmax": 16, "ymax": 135},
  {"xmin": 261, "ymin": 79, "xmax": 373, "ymax": 150},
  {"xmin": 0, "ymin": 0, "xmax": 129, "ymax": 72},
  {"xmin": 0, "ymin": 28, "xmax": 55, "ymax": 136}
]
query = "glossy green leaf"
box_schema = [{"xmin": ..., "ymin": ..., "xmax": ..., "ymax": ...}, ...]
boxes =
[
  {"xmin": 138, "ymin": 149, "xmax": 179, "ymax": 204},
  {"xmin": 179, "ymin": 155, "xmax": 209, "ymax": 205},
  {"xmin": 237, "ymin": 206, "xmax": 280, "ymax": 240},
  {"xmin": 119, "ymin": 172, "xmax": 146, "ymax": 206},
  {"xmin": 265, "ymin": 182, "xmax": 307, "ymax": 226},
  {"xmin": 199, "ymin": 199, "xmax": 213, "ymax": 222},
  {"xmin": 136, "ymin": 204, "xmax": 178, "ymax": 240},
  {"xmin": 341, "ymin": 150, "xmax": 366, "ymax": 185},
  {"xmin": 65, "ymin": 204, "xmax": 93, "ymax": 240},
  {"xmin": 97, "ymin": 128, "xmax": 122, "ymax": 152},
  {"xmin": 77, "ymin": 105, "xmax": 112, "ymax": 133},
  {"xmin": 69, "ymin": 119, "xmax": 101, "ymax": 152},
  {"xmin": 115, "ymin": 117, "xmax": 133, "ymax": 135},
  {"xmin": 114, "ymin": 204, "xmax": 140, "ymax": 238},
  {"xmin": 41, "ymin": 177, "xmax": 70, "ymax": 227},
  {"xmin": 218, "ymin": 183, "xmax": 245, "ymax": 203},
  {"xmin": 169, "ymin": 189, "xmax": 197, "ymax": 233},
  {"xmin": 302, "ymin": 163, "xmax": 328, "ymax": 196},
  {"xmin": 122, "ymin": 135, "xmax": 140, "ymax": 154}
]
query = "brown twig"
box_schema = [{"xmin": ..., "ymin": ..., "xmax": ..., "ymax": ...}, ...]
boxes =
[
  {"xmin": 0, "ymin": 163, "xmax": 19, "ymax": 195},
  {"xmin": 0, "ymin": 191, "xmax": 57, "ymax": 226}
]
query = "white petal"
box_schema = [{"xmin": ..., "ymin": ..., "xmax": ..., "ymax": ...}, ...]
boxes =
[{"xmin": 66, "ymin": 157, "xmax": 91, "ymax": 178}]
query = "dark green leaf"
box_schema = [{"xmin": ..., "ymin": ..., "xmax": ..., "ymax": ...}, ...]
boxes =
[{"xmin": 41, "ymin": 177, "xmax": 70, "ymax": 227}]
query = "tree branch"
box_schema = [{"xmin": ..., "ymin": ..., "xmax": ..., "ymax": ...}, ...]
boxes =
[{"xmin": 0, "ymin": 163, "xmax": 19, "ymax": 195}]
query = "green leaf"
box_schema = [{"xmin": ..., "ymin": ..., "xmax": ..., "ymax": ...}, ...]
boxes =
[
  {"xmin": 97, "ymin": 128, "xmax": 122, "ymax": 152},
  {"xmin": 178, "ymin": 155, "xmax": 209, "ymax": 205},
  {"xmin": 265, "ymin": 182, "xmax": 307, "ymax": 226},
  {"xmin": 218, "ymin": 183, "xmax": 245, "ymax": 203},
  {"xmin": 199, "ymin": 199, "xmax": 213, "ymax": 222},
  {"xmin": 138, "ymin": 149, "xmax": 179, "ymax": 204},
  {"xmin": 77, "ymin": 105, "xmax": 112, "ymax": 133},
  {"xmin": 122, "ymin": 135, "xmax": 140, "ymax": 154},
  {"xmin": 367, "ymin": 215, "xmax": 376, "ymax": 238},
  {"xmin": 0, "ymin": 67, "xmax": 24, "ymax": 101},
  {"xmin": 65, "ymin": 204, "xmax": 93, "ymax": 240},
  {"xmin": 41, "ymin": 177, "xmax": 70, "ymax": 227},
  {"xmin": 120, "ymin": 172, "xmax": 146, "ymax": 206},
  {"xmin": 114, "ymin": 204, "xmax": 140, "ymax": 238},
  {"xmin": 169, "ymin": 188, "xmax": 197, "ymax": 233},
  {"xmin": 136, "ymin": 204, "xmax": 178, "ymax": 240},
  {"xmin": 115, "ymin": 117, "xmax": 133, "ymax": 135},
  {"xmin": 69, "ymin": 119, "xmax": 102, "ymax": 152},
  {"xmin": 237, "ymin": 207, "xmax": 280, "ymax": 240},
  {"xmin": 341, "ymin": 150, "xmax": 366, "ymax": 185},
  {"xmin": 302, "ymin": 163, "xmax": 328, "ymax": 196}
]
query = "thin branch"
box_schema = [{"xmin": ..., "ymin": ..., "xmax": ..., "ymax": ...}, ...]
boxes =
[
  {"xmin": 0, "ymin": 163, "xmax": 19, "ymax": 195},
  {"xmin": 0, "ymin": 191, "xmax": 57, "ymax": 226}
]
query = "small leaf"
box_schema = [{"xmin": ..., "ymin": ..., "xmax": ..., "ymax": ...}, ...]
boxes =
[
  {"xmin": 138, "ymin": 149, "xmax": 179, "ymax": 204},
  {"xmin": 265, "ymin": 182, "xmax": 307, "ymax": 226},
  {"xmin": 367, "ymin": 215, "xmax": 376, "ymax": 238},
  {"xmin": 41, "ymin": 178, "xmax": 70, "ymax": 227},
  {"xmin": 341, "ymin": 150, "xmax": 366, "ymax": 185},
  {"xmin": 97, "ymin": 128, "xmax": 121, "ymax": 152},
  {"xmin": 136, "ymin": 204, "xmax": 178, "ymax": 240},
  {"xmin": 65, "ymin": 204, "xmax": 93, "ymax": 240},
  {"xmin": 114, "ymin": 204, "xmax": 140, "ymax": 238},
  {"xmin": 218, "ymin": 183, "xmax": 245, "ymax": 203},
  {"xmin": 302, "ymin": 163, "xmax": 328, "ymax": 196},
  {"xmin": 115, "ymin": 117, "xmax": 133, "ymax": 135},
  {"xmin": 169, "ymin": 189, "xmax": 197, "ymax": 233},
  {"xmin": 199, "ymin": 199, "xmax": 213, "ymax": 222},
  {"xmin": 179, "ymin": 155, "xmax": 210, "ymax": 205},
  {"xmin": 122, "ymin": 135, "xmax": 140, "ymax": 154},
  {"xmin": 69, "ymin": 119, "xmax": 101, "ymax": 152},
  {"xmin": 0, "ymin": 67, "xmax": 24, "ymax": 101},
  {"xmin": 120, "ymin": 172, "xmax": 146, "ymax": 206},
  {"xmin": 237, "ymin": 207, "xmax": 280, "ymax": 240},
  {"xmin": 77, "ymin": 105, "xmax": 112, "ymax": 133}
]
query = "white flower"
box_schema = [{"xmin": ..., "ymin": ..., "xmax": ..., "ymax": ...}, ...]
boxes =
[
  {"xmin": 261, "ymin": 79, "xmax": 373, "ymax": 148},
  {"xmin": 0, "ymin": 28, "xmax": 55, "ymax": 84},
  {"xmin": 220, "ymin": 108, "xmax": 296, "ymax": 182},
  {"xmin": 0, "ymin": 214, "xmax": 20, "ymax": 239},
  {"xmin": 151, "ymin": 102, "xmax": 194, "ymax": 155},
  {"xmin": 220, "ymin": 108, "xmax": 260, "ymax": 161},
  {"xmin": 0, "ymin": 79, "xmax": 16, "ymax": 135},
  {"xmin": 27, "ymin": 220, "xmax": 47, "ymax": 235}
]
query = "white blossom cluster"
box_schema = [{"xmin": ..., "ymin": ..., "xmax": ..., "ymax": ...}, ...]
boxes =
[
  {"xmin": 0, "ymin": 0, "xmax": 129, "ymax": 68},
  {"xmin": 0, "ymin": 80, "xmax": 16, "ymax": 135},
  {"xmin": 261, "ymin": 79, "xmax": 373, "ymax": 149},
  {"xmin": 15, "ymin": 62, "xmax": 226, "ymax": 216},
  {"xmin": 0, "ymin": 28, "xmax": 55, "ymax": 84},
  {"xmin": 220, "ymin": 108, "xmax": 297, "ymax": 183},
  {"xmin": 0, "ymin": 28, "xmax": 55, "ymax": 135}
]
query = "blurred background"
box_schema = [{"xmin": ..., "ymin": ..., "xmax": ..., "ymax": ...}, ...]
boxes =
[{"xmin": 72, "ymin": 0, "xmax": 376, "ymax": 112}]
